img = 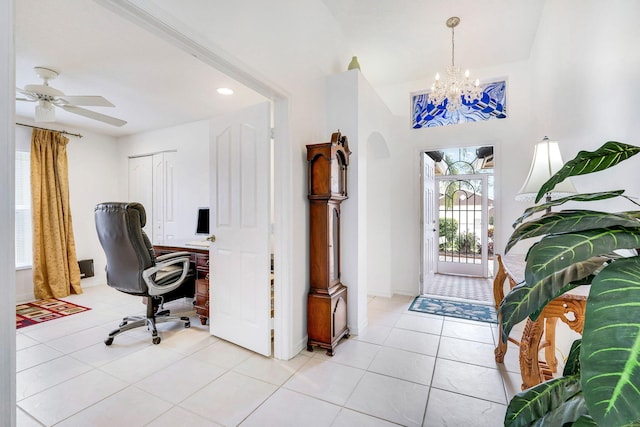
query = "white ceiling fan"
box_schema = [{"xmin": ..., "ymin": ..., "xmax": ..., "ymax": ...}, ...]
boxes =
[{"xmin": 16, "ymin": 66, "xmax": 127, "ymax": 127}]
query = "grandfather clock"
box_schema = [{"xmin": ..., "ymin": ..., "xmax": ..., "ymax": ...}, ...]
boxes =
[{"xmin": 306, "ymin": 131, "xmax": 351, "ymax": 356}]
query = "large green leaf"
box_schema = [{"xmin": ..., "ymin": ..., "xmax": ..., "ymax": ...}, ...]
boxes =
[
  {"xmin": 525, "ymin": 227, "xmax": 640, "ymax": 288},
  {"xmin": 529, "ymin": 275, "xmax": 595, "ymax": 321},
  {"xmin": 581, "ymin": 257, "xmax": 640, "ymax": 426},
  {"xmin": 564, "ymin": 339, "xmax": 582, "ymax": 376},
  {"xmin": 500, "ymin": 258, "xmax": 604, "ymax": 342},
  {"xmin": 536, "ymin": 141, "xmax": 640, "ymax": 203},
  {"xmin": 513, "ymin": 191, "xmax": 625, "ymax": 227},
  {"xmin": 531, "ymin": 393, "xmax": 589, "ymax": 427},
  {"xmin": 507, "ymin": 210, "xmax": 640, "ymax": 253},
  {"xmin": 567, "ymin": 415, "xmax": 598, "ymax": 426},
  {"xmin": 504, "ymin": 375, "xmax": 583, "ymax": 427}
]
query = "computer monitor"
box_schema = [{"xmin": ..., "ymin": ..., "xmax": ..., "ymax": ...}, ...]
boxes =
[{"xmin": 195, "ymin": 207, "xmax": 210, "ymax": 235}]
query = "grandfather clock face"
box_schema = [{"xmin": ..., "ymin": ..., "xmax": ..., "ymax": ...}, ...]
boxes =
[
  {"xmin": 330, "ymin": 154, "xmax": 346, "ymax": 195},
  {"xmin": 330, "ymin": 159, "xmax": 340, "ymax": 194}
]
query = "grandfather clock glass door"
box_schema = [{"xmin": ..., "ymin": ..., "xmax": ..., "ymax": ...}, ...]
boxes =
[
  {"xmin": 329, "ymin": 204, "xmax": 340, "ymax": 286},
  {"xmin": 306, "ymin": 132, "xmax": 351, "ymax": 356}
]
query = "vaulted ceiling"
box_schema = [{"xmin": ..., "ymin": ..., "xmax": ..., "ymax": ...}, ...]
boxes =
[{"xmin": 14, "ymin": 0, "xmax": 545, "ymax": 137}]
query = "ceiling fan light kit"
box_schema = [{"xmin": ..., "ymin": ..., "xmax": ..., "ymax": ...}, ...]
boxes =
[
  {"xmin": 35, "ymin": 100, "xmax": 55, "ymax": 122},
  {"xmin": 16, "ymin": 66, "xmax": 127, "ymax": 127}
]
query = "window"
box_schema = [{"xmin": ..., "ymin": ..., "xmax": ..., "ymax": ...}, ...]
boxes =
[{"xmin": 15, "ymin": 150, "xmax": 32, "ymax": 268}]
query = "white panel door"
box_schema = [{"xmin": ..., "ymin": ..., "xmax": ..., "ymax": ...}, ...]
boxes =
[
  {"xmin": 209, "ymin": 102, "xmax": 271, "ymax": 356},
  {"xmin": 128, "ymin": 156, "xmax": 153, "ymax": 238},
  {"xmin": 422, "ymin": 154, "xmax": 437, "ymax": 294}
]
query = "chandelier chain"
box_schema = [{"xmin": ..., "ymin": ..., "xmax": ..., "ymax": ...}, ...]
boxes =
[{"xmin": 451, "ymin": 25, "xmax": 455, "ymax": 68}]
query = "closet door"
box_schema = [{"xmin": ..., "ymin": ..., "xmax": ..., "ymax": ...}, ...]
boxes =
[
  {"xmin": 152, "ymin": 153, "xmax": 165, "ymax": 242},
  {"xmin": 151, "ymin": 152, "xmax": 178, "ymax": 242},
  {"xmin": 161, "ymin": 152, "xmax": 178, "ymax": 240},
  {"xmin": 128, "ymin": 156, "xmax": 153, "ymax": 238},
  {"xmin": 128, "ymin": 152, "xmax": 177, "ymax": 244}
]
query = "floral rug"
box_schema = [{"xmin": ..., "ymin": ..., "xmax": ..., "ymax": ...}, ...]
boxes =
[
  {"xmin": 409, "ymin": 295, "xmax": 497, "ymax": 324},
  {"xmin": 16, "ymin": 298, "xmax": 91, "ymax": 329}
]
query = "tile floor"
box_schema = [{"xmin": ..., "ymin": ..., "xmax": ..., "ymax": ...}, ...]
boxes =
[{"xmin": 16, "ymin": 285, "xmax": 525, "ymax": 426}]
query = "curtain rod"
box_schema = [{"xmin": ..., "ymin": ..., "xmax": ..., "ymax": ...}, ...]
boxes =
[{"xmin": 16, "ymin": 122, "xmax": 83, "ymax": 139}]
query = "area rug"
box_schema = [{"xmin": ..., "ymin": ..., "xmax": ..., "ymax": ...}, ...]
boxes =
[
  {"xmin": 16, "ymin": 298, "xmax": 91, "ymax": 329},
  {"xmin": 409, "ymin": 296, "xmax": 497, "ymax": 324}
]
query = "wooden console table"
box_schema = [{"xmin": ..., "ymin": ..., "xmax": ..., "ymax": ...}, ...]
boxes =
[
  {"xmin": 154, "ymin": 241, "xmax": 210, "ymax": 325},
  {"xmin": 493, "ymin": 254, "xmax": 588, "ymax": 389}
]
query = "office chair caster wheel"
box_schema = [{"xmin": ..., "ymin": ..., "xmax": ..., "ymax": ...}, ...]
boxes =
[
  {"xmin": 152, "ymin": 336, "xmax": 161, "ymax": 345},
  {"xmin": 185, "ymin": 321, "xmax": 191, "ymax": 328},
  {"xmin": 105, "ymin": 338, "xmax": 114, "ymax": 346}
]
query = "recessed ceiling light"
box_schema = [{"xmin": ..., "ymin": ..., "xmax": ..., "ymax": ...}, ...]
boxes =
[{"xmin": 217, "ymin": 87, "xmax": 234, "ymax": 95}]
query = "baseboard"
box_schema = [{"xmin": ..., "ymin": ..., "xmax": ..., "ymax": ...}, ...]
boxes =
[
  {"xmin": 355, "ymin": 317, "xmax": 368, "ymax": 336},
  {"xmin": 367, "ymin": 289, "xmax": 393, "ymax": 298},
  {"xmin": 297, "ymin": 335, "xmax": 309, "ymax": 357},
  {"xmin": 16, "ymin": 292, "xmax": 35, "ymax": 304},
  {"xmin": 393, "ymin": 290, "xmax": 418, "ymax": 297},
  {"xmin": 16, "ymin": 281, "xmax": 105, "ymax": 304}
]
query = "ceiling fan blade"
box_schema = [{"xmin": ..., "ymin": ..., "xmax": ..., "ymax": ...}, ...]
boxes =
[
  {"xmin": 57, "ymin": 96, "xmax": 115, "ymax": 107},
  {"xmin": 16, "ymin": 87, "xmax": 38, "ymax": 100},
  {"xmin": 60, "ymin": 105, "xmax": 127, "ymax": 127},
  {"xmin": 16, "ymin": 97, "xmax": 36, "ymax": 102},
  {"xmin": 24, "ymin": 84, "xmax": 64, "ymax": 97}
]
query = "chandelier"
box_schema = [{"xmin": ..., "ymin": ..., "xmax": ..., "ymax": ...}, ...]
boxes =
[{"xmin": 430, "ymin": 17, "xmax": 482, "ymax": 112}]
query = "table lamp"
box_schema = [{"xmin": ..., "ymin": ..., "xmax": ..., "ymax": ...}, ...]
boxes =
[{"xmin": 516, "ymin": 136, "xmax": 577, "ymax": 205}]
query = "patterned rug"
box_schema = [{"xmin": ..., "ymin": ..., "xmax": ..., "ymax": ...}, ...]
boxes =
[
  {"xmin": 16, "ymin": 298, "xmax": 91, "ymax": 329},
  {"xmin": 409, "ymin": 296, "xmax": 497, "ymax": 324}
]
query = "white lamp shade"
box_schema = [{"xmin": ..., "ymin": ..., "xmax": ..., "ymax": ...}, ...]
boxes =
[{"xmin": 516, "ymin": 137, "xmax": 577, "ymax": 202}]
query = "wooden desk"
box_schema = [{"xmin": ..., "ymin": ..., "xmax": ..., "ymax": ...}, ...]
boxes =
[
  {"xmin": 154, "ymin": 241, "xmax": 210, "ymax": 325},
  {"xmin": 493, "ymin": 254, "xmax": 588, "ymax": 389}
]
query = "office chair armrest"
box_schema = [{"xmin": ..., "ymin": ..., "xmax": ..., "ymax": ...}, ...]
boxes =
[
  {"xmin": 142, "ymin": 255, "xmax": 191, "ymax": 296},
  {"xmin": 155, "ymin": 251, "xmax": 191, "ymax": 262}
]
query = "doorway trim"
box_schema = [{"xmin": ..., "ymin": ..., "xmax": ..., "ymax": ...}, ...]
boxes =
[
  {"xmin": 1, "ymin": 1, "xmax": 17, "ymax": 425},
  {"xmin": 95, "ymin": 0, "xmax": 295, "ymax": 359}
]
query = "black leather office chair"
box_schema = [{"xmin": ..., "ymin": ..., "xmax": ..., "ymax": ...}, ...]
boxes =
[{"xmin": 95, "ymin": 202, "xmax": 192, "ymax": 345}]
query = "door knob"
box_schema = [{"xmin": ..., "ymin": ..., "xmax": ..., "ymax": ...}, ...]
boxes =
[{"xmin": 206, "ymin": 235, "xmax": 216, "ymax": 242}]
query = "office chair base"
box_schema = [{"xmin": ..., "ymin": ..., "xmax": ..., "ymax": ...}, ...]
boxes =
[{"xmin": 105, "ymin": 314, "xmax": 190, "ymax": 346}]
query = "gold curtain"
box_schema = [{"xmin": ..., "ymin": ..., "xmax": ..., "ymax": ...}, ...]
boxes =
[{"xmin": 30, "ymin": 129, "xmax": 82, "ymax": 299}]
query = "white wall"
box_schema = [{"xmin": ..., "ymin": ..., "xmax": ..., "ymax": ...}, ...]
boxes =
[
  {"xmin": 15, "ymin": 122, "xmax": 120, "ymax": 302},
  {"xmin": 325, "ymin": 71, "xmax": 360, "ymax": 332},
  {"xmin": 530, "ymin": 0, "xmax": 640, "ymax": 208},
  {"xmin": 523, "ymin": 0, "xmax": 640, "ymax": 360},
  {"xmin": 382, "ymin": 59, "xmax": 536, "ymax": 293},
  {"xmin": 141, "ymin": 0, "xmax": 351, "ymax": 355},
  {"xmin": 117, "ymin": 119, "xmax": 210, "ymax": 240},
  {"xmin": 326, "ymin": 70, "xmax": 394, "ymax": 332},
  {"xmin": 367, "ymin": 131, "xmax": 392, "ymax": 297},
  {"xmin": 379, "ymin": 1, "xmax": 640, "ymax": 292}
]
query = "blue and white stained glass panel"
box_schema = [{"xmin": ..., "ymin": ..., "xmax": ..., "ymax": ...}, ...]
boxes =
[{"xmin": 411, "ymin": 80, "xmax": 507, "ymax": 129}]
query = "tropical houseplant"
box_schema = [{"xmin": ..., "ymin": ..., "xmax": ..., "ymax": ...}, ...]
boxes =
[{"xmin": 499, "ymin": 141, "xmax": 640, "ymax": 426}]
